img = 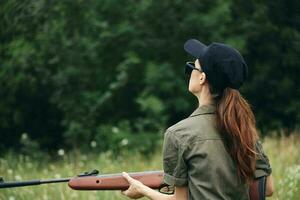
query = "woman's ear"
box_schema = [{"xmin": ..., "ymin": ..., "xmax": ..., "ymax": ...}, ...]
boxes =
[{"xmin": 199, "ymin": 72, "xmax": 206, "ymax": 85}]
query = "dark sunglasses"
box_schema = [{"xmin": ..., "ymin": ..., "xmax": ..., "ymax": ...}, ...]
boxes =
[{"xmin": 185, "ymin": 61, "xmax": 203, "ymax": 76}]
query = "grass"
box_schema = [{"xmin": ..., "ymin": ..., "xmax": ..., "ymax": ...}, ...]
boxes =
[
  {"xmin": 263, "ymin": 135, "xmax": 300, "ymax": 199},
  {"xmin": 0, "ymin": 135, "xmax": 299, "ymax": 200}
]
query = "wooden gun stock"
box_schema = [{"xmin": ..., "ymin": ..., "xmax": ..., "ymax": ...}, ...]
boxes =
[
  {"xmin": 68, "ymin": 171, "xmax": 164, "ymax": 190},
  {"xmin": 249, "ymin": 176, "xmax": 266, "ymax": 200}
]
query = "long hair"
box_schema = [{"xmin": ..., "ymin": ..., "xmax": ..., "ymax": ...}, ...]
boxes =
[{"xmin": 213, "ymin": 87, "xmax": 258, "ymax": 185}]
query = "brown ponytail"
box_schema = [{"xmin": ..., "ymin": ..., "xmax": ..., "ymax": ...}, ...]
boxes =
[{"xmin": 215, "ymin": 88, "xmax": 258, "ymax": 185}]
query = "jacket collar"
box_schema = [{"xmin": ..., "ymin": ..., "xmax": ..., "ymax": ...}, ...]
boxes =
[{"xmin": 189, "ymin": 104, "xmax": 216, "ymax": 117}]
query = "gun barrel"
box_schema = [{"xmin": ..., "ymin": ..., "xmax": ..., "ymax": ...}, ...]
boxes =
[
  {"xmin": 0, "ymin": 178, "xmax": 70, "ymax": 189},
  {"xmin": 0, "ymin": 180, "xmax": 41, "ymax": 189}
]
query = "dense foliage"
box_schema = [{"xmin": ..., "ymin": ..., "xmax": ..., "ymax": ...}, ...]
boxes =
[{"xmin": 0, "ymin": 0, "xmax": 299, "ymax": 153}]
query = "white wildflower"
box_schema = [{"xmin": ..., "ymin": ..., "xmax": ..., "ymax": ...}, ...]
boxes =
[
  {"xmin": 21, "ymin": 133, "xmax": 28, "ymax": 140},
  {"xmin": 57, "ymin": 149, "xmax": 65, "ymax": 156},
  {"xmin": 120, "ymin": 138, "xmax": 128, "ymax": 146},
  {"xmin": 15, "ymin": 175, "xmax": 22, "ymax": 181},
  {"xmin": 90, "ymin": 141, "xmax": 97, "ymax": 148},
  {"xmin": 112, "ymin": 127, "xmax": 119, "ymax": 133},
  {"xmin": 55, "ymin": 174, "xmax": 61, "ymax": 178}
]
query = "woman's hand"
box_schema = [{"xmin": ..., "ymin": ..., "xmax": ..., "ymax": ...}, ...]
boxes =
[{"xmin": 121, "ymin": 172, "xmax": 146, "ymax": 199}]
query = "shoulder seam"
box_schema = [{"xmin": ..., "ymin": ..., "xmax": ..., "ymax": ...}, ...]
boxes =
[{"xmin": 184, "ymin": 138, "xmax": 223, "ymax": 147}]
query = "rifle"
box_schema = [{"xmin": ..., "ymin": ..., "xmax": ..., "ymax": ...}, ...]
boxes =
[
  {"xmin": 0, "ymin": 170, "xmax": 170, "ymax": 191},
  {"xmin": 0, "ymin": 169, "xmax": 266, "ymax": 200}
]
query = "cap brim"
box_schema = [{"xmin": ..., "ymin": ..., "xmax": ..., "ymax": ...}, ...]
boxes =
[{"xmin": 184, "ymin": 39, "xmax": 207, "ymax": 59}]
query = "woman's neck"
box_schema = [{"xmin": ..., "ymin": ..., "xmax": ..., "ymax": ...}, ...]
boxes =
[{"xmin": 195, "ymin": 85, "xmax": 214, "ymax": 107}]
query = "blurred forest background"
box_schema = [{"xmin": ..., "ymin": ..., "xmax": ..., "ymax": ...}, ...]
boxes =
[
  {"xmin": 1, "ymin": 0, "xmax": 300, "ymax": 199},
  {"xmin": 0, "ymin": 0, "xmax": 299, "ymax": 154}
]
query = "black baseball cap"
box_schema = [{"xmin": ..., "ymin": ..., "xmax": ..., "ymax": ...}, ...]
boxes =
[{"xmin": 184, "ymin": 39, "xmax": 248, "ymax": 92}]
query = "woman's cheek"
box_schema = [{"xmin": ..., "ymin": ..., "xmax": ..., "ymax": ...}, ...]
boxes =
[{"xmin": 189, "ymin": 76, "xmax": 201, "ymax": 93}]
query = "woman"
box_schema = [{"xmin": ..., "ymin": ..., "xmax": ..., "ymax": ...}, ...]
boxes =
[{"xmin": 121, "ymin": 39, "xmax": 274, "ymax": 199}]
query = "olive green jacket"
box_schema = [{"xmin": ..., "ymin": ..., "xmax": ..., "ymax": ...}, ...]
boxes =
[{"xmin": 162, "ymin": 104, "xmax": 272, "ymax": 200}]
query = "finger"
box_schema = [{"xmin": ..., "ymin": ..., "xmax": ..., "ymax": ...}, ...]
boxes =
[{"xmin": 122, "ymin": 172, "xmax": 134, "ymax": 184}]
